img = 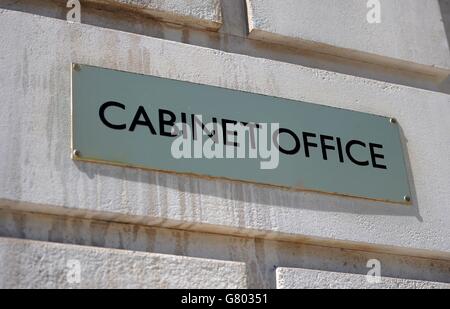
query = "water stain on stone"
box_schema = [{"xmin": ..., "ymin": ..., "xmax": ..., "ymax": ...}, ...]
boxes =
[
  {"xmin": 48, "ymin": 218, "xmax": 66, "ymax": 243},
  {"xmin": 173, "ymin": 230, "xmax": 189, "ymax": 256},
  {"xmin": 181, "ymin": 28, "xmax": 190, "ymax": 44},
  {"xmin": 21, "ymin": 50, "xmax": 29, "ymax": 95},
  {"xmin": 89, "ymin": 221, "xmax": 109, "ymax": 247},
  {"xmin": 253, "ymin": 238, "xmax": 268, "ymax": 288},
  {"xmin": 145, "ymin": 228, "xmax": 157, "ymax": 252},
  {"xmin": 11, "ymin": 212, "xmax": 26, "ymax": 239}
]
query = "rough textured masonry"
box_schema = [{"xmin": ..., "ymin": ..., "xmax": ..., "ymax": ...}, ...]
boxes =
[
  {"xmin": 0, "ymin": 238, "xmax": 247, "ymax": 288},
  {"xmin": 0, "ymin": 0, "xmax": 449, "ymax": 289},
  {"xmin": 1, "ymin": 10, "xmax": 449, "ymax": 255},
  {"xmin": 88, "ymin": 0, "xmax": 222, "ymax": 30},
  {"xmin": 276, "ymin": 268, "xmax": 450, "ymax": 289},
  {"xmin": 246, "ymin": 0, "xmax": 450, "ymax": 77}
]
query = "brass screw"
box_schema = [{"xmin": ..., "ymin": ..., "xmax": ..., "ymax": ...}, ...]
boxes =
[
  {"xmin": 72, "ymin": 149, "xmax": 80, "ymax": 157},
  {"xmin": 73, "ymin": 64, "xmax": 81, "ymax": 71},
  {"xmin": 404, "ymin": 195, "xmax": 411, "ymax": 202},
  {"xmin": 390, "ymin": 118, "xmax": 397, "ymax": 124}
]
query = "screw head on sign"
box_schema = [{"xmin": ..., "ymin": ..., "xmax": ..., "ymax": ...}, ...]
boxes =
[{"xmin": 72, "ymin": 149, "xmax": 80, "ymax": 157}]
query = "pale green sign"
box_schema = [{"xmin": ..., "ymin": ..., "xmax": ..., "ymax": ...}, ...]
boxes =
[{"xmin": 72, "ymin": 64, "xmax": 411, "ymax": 204}]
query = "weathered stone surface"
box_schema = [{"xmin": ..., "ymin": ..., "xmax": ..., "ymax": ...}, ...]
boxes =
[
  {"xmin": 276, "ymin": 267, "xmax": 450, "ymax": 289},
  {"xmin": 0, "ymin": 237, "xmax": 247, "ymax": 288},
  {"xmin": 87, "ymin": 0, "xmax": 222, "ymax": 30},
  {"xmin": 246, "ymin": 0, "xmax": 450, "ymax": 77},
  {"xmin": 2, "ymin": 209, "xmax": 450, "ymax": 288},
  {"xmin": 0, "ymin": 10, "xmax": 450, "ymax": 258}
]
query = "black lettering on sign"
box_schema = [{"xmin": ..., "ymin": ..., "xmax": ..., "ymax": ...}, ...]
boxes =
[
  {"xmin": 274, "ymin": 128, "xmax": 301, "ymax": 155},
  {"xmin": 302, "ymin": 132, "xmax": 318, "ymax": 158},
  {"xmin": 320, "ymin": 135, "xmax": 335, "ymax": 161},
  {"xmin": 99, "ymin": 101, "xmax": 126, "ymax": 130},
  {"xmin": 159, "ymin": 109, "xmax": 177, "ymax": 137},
  {"xmin": 98, "ymin": 102, "xmax": 388, "ymax": 170},
  {"xmin": 346, "ymin": 140, "xmax": 369, "ymax": 166},
  {"xmin": 370, "ymin": 143, "xmax": 387, "ymax": 170},
  {"xmin": 129, "ymin": 106, "xmax": 157, "ymax": 134}
]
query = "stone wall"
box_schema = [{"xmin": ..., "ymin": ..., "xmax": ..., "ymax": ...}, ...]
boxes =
[{"xmin": 0, "ymin": 0, "xmax": 449, "ymax": 288}]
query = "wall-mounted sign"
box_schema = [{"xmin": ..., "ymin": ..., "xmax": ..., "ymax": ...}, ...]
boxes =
[{"xmin": 71, "ymin": 64, "xmax": 411, "ymax": 204}]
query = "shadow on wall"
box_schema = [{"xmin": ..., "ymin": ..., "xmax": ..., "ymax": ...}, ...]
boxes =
[
  {"xmin": 439, "ymin": 0, "xmax": 450, "ymax": 46},
  {"xmin": 73, "ymin": 124, "xmax": 422, "ymax": 222}
]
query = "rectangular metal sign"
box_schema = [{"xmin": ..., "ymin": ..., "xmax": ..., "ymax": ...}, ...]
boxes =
[{"xmin": 72, "ymin": 64, "xmax": 411, "ymax": 204}]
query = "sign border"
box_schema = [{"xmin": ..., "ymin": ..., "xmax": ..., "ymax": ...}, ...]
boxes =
[{"xmin": 70, "ymin": 63, "xmax": 412, "ymax": 206}]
